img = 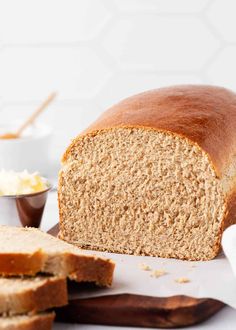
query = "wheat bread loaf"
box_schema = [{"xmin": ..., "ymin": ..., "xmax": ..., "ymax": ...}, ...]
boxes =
[
  {"xmin": 0, "ymin": 226, "xmax": 114, "ymax": 286},
  {"xmin": 58, "ymin": 85, "xmax": 236, "ymax": 261},
  {"xmin": 0, "ymin": 312, "xmax": 55, "ymax": 330},
  {"xmin": 0, "ymin": 276, "xmax": 67, "ymax": 315}
]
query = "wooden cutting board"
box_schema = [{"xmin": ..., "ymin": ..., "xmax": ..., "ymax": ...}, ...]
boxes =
[{"xmin": 49, "ymin": 224, "xmax": 225, "ymax": 328}]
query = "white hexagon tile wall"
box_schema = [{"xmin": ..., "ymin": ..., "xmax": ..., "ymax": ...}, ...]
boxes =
[{"xmin": 0, "ymin": 0, "xmax": 234, "ymax": 166}]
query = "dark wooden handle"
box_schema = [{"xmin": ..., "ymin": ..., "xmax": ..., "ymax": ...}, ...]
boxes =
[{"xmin": 55, "ymin": 294, "xmax": 224, "ymax": 328}]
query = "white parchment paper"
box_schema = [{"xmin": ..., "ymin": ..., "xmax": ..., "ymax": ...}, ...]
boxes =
[{"xmin": 70, "ymin": 250, "xmax": 236, "ymax": 308}]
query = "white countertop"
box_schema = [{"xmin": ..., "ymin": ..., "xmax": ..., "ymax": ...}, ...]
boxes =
[{"xmin": 43, "ymin": 191, "xmax": 236, "ymax": 330}]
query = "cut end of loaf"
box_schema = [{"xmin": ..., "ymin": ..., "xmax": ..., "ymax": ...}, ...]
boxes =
[{"xmin": 59, "ymin": 127, "xmax": 226, "ymax": 261}]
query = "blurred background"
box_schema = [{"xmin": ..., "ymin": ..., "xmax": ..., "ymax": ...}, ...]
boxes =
[{"xmin": 0, "ymin": 0, "xmax": 235, "ymax": 175}]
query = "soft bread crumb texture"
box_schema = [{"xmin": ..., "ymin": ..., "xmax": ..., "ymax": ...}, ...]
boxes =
[
  {"xmin": 0, "ymin": 276, "xmax": 61, "ymax": 294},
  {"xmin": 0, "ymin": 225, "xmax": 81, "ymax": 253},
  {"xmin": 59, "ymin": 127, "xmax": 227, "ymax": 261}
]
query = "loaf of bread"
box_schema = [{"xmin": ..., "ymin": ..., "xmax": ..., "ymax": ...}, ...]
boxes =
[
  {"xmin": 0, "ymin": 312, "xmax": 55, "ymax": 330},
  {"xmin": 0, "ymin": 276, "xmax": 67, "ymax": 315},
  {"xmin": 0, "ymin": 226, "xmax": 114, "ymax": 286},
  {"xmin": 58, "ymin": 85, "xmax": 236, "ymax": 260}
]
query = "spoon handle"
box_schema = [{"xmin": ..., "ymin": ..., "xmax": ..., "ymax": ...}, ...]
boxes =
[{"xmin": 16, "ymin": 92, "xmax": 57, "ymax": 136}]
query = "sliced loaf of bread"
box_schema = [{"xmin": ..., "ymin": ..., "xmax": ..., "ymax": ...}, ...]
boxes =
[
  {"xmin": 0, "ymin": 312, "xmax": 55, "ymax": 330},
  {"xmin": 0, "ymin": 226, "xmax": 114, "ymax": 286},
  {"xmin": 0, "ymin": 276, "xmax": 67, "ymax": 315},
  {"xmin": 58, "ymin": 85, "xmax": 236, "ymax": 261}
]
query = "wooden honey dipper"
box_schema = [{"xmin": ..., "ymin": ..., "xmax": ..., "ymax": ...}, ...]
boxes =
[{"xmin": 0, "ymin": 93, "xmax": 56, "ymax": 139}]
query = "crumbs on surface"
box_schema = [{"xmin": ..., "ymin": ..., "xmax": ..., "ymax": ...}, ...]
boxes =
[
  {"xmin": 175, "ymin": 277, "xmax": 190, "ymax": 284},
  {"xmin": 150, "ymin": 269, "xmax": 167, "ymax": 278},
  {"xmin": 139, "ymin": 263, "xmax": 152, "ymax": 271}
]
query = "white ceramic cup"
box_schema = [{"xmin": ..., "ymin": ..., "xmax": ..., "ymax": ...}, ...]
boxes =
[
  {"xmin": 222, "ymin": 225, "xmax": 236, "ymax": 277},
  {"xmin": 0, "ymin": 123, "xmax": 52, "ymax": 175}
]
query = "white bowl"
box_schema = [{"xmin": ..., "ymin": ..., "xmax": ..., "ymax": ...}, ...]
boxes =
[{"xmin": 0, "ymin": 123, "xmax": 52, "ymax": 175}]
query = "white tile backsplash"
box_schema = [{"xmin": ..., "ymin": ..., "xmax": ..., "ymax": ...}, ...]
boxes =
[
  {"xmin": 206, "ymin": 0, "xmax": 236, "ymax": 43},
  {"xmin": 0, "ymin": 0, "xmax": 112, "ymax": 44},
  {"xmin": 102, "ymin": 16, "xmax": 220, "ymax": 71},
  {"xmin": 113, "ymin": 0, "xmax": 209, "ymax": 13},
  {"xmin": 207, "ymin": 46, "xmax": 236, "ymax": 89},
  {"xmin": 0, "ymin": 0, "xmax": 235, "ymax": 170},
  {"xmin": 96, "ymin": 72, "xmax": 203, "ymax": 109},
  {"xmin": 0, "ymin": 47, "xmax": 111, "ymax": 102}
]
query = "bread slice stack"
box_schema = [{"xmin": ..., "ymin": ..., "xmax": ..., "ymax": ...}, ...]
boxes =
[
  {"xmin": 0, "ymin": 225, "xmax": 115, "ymax": 329},
  {"xmin": 0, "ymin": 276, "xmax": 66, "ymax": 330}
]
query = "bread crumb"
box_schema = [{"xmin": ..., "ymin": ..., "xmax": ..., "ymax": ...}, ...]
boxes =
[
  {"xmin": 175, "ymin": 277, "xmax": 190, "ymax": 284},
  {"xmin": 151, "ymin": 269, "xmax": 167, "ymax": 278},
  {"xmin": 188, "ymin": 264, "xmax": 196, "ymax": 272},
  {"xmin": 139, "ymin": 263, "xmax": 151, "ymax": 271},
  {"xmin": 190, "ymin": 264, "xmax": 196, "ymax": 268}
]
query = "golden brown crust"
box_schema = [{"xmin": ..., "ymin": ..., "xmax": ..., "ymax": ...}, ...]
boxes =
[
  {"xmin": 0, "ymin": 313, "xmax": 55, "ymax": 330},
  {"xmin": 0, "ymin": 251, "xmax": 45, "ymax": 276},
  {"xmin": 0, "ymin": 277, "xmax": 67, "ymax": 315},
  {"xmin": 63, "ymin": 85, "xmax": 236, "ymax": 177},
  {"xmin": 63, "ymin": 253, "xmax": 115, "ymax": 286},
  {"xmin": 0, "ymin": 225, "xmax": 114, "ymax": 287},
  {"xmin": 0, "ymin": 248, "xmax": 114, "ymax": 287}
]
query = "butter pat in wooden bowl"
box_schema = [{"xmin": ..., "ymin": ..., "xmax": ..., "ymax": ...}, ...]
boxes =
[{"xmin": 0, "ymin": 170, "xmax": 51, "ymax": 227}]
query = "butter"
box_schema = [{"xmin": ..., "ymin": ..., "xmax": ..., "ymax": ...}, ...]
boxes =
[{"xmin": 0, "ymin": 170, "xmax": 48, "ymax": 196}]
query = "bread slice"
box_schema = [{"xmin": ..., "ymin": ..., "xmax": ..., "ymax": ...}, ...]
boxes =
[
  {"xmin": 0, "ymin": 276, "xmax": 67, "ymax": 315},
  {"xmin": 58, "ymin": 85, "xmax": 236, "ymax": 261},
  {"xmin": 0, "ymin": 226, "xmax": 114, "ymax": 286},
  {"xmin": 0, "ymin": 312, "xmax": 55, "ymax": 330}
]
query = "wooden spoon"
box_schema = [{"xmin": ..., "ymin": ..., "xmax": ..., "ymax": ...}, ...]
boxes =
[{"xmin": 0, "ymin": 92, "xmax": 57, "ymax": 140}]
